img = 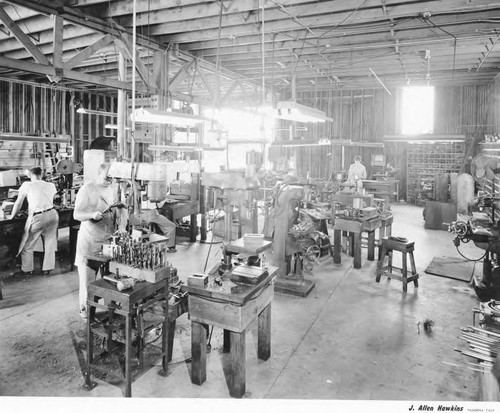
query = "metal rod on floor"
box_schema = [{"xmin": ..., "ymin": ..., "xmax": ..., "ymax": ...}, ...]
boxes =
[{"xmin": 442, "ymin": 361, "xmax": 490, "ymax": 373}]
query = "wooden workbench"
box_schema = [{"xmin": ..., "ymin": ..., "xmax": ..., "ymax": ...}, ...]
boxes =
[
  {"xmin": 85, "ymin": 277, "xmax": 169, "ymax": 397},
  {"xmin": 0, "ymin": 207, "xmax": 76, "ymax": 262},
  {"xmin": 333, "ymin": 215, "xmax": 382, "ymax": 269},
  {"xmin": 184, "ymin": 266, "xmax": 278, "ymax": 398}
]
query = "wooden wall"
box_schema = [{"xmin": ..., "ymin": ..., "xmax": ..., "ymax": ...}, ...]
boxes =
[
  {"xmin": 0, "ymin": 79, "xmax": 116, "ymax": 167},
  {"xmin": 290, "ymin": 83, "xmax": 496, "ymax": 200}
]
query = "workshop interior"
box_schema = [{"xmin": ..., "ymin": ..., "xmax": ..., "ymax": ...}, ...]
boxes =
[{"xmin": 2, "ymin": 0, "xmax": 500, "ymax": 407}]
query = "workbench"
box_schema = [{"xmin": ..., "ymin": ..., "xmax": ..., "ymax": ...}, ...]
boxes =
[
  {"xmin": 333, "ymin": 215, "xmax": 382, "ymax": 269},
  {"xmin": 185, "ymin": 266, "xmax": 278, "ymax": 398},
  {"xmin": 331, "ymin": 192, "xmax": 374, "ymax": 208},
  {"xmin": 85, "ymin": 277, "xmax": 169, "ymax": 397},
  {"xmin": 0, "ymin": 207, "xmax": 76, "ymax": 262},
  {"xmin": 158, "ymin": 199, "xmax": 199, "ymax": 242}
]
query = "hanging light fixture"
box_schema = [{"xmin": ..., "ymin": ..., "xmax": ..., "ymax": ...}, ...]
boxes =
[
  {"xmin": 105, "ymin": 123, "xmax": 131, "ymax": 130},
  {"xmin": 76, "ymin": 107, "xmax": 117, "ymax": 117},
  {"xmin": 275, "ymin": 100, "xmax": 333, "ymax": 123},
  {"xmin": 270, "ymin": 138, "xmax": 332, "ymax": 147},
  {"xmin": 132, "ymin": 107, "xmax": 211, "ymax": 127}
]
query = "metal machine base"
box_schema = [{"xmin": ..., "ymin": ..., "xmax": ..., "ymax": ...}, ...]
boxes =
[{"xmin": 274, "ymin": 276, "xmax": 315, "ymax": 297}]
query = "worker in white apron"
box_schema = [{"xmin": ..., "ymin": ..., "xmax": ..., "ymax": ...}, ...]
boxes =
[
  {"xmin": 9, "ymin": 166, "xmax": 58, "ymax": 276},
  {"xmin": 73, "ymin": 163, "xmax": 127, "ymax": 320}
]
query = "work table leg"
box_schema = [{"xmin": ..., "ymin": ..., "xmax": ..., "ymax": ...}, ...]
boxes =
[
  {"xmin": 167, "ymin": 320, "xmax": 176, "ymax": 363},
  {"xmin": 258, "ymin": 304, "xmax": 271, "ymax": 361},
  {"xmin": 353, "ymin": 232, "xmax": 362, "ymax": 269},
  {"xmin": 189, "ymin": 213, "xmax": 197, "ymax": 243},
  {"xmin": 223, "ymin": 329, "xmax": 231, "ymax": 353},
  {"xmin": 191, "ymin": 321, "xmax": 207, "ymax": 385},
  {"xmin": 229, "ymin": 330, "xmax": 246, "ymax": 398},
  {"xmin": 367, "ymin": 230, "xmax": 376, "ymax": 261},
  {"xmin": 349, "ymin": 233, "xmax": 355, "ymax": 257},
  {"xmin": 333, "ymin": 229, "xmax": 341, "ymax": 264},
  {"xmin": 125, "ymin": 315, "xmax": 132, "ymax": 397}
]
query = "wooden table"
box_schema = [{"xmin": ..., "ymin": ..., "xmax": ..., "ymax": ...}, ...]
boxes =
[
  {"xmin": 85, "ymin": 278, "xmax": 169, "ymax": 397},
  {"xmin": 185, "ymin": 266, "xmax": 277, "ymax": 398},
  {"xmin": 333, "ymin": 215, "xmax": 382, "ymax": 269}
]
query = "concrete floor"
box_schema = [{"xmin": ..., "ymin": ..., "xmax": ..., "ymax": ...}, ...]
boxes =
[{"xmin": 0, "ymin": 204, "xmax": 482, "ymax": 402}]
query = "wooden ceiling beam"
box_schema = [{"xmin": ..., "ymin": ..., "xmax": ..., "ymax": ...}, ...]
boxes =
[
  {"xmin": 182, "ymin": 10, "xmax": 500, "ymax": 52},
  {"xmin": 151, "ymin": 0, "xmax": 500, "ymax": 42},
  {"xmin": 3, "ymin": 0, "xmax": 263, "ymax": 92},
  {"xmin": 0, "ymin": 54, "xmax": 155, "ymax": 91},
  {"xmin": 63, "ymin": 33, "xmax": 115, "ymax": 69},
  {"xmin": 0, "ymin": 23, "xmax": 95, "ymax": 53},
  {"xmin": 0, "ymin": 6, "xmax": 50, "ymax": 65},
  {"xmin": 114, "ymin": 33, "xmax": 153, "ymax": 89},
  {"xmin": 168, "ymin": 59, "xmax": 196, "ymax": 91}
]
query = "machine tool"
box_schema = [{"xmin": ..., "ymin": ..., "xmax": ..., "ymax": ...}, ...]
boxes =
[
  {"xmin": 202, "ymin": 170, "xmax": 263, "ymax": 278},
  {"xmin": 448, "ymin": 197, "xmax": 500, "ymax": 301},
  {"xmin": 265, "ymin": 182, "xmax": 315, "ymax": 297}
]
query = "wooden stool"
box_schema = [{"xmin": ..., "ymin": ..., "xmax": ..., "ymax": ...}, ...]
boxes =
[{"xmin": 376, "ymin": 237, "xmax": 419, "ymax": 292}]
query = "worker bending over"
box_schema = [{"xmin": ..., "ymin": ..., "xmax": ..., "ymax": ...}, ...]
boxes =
[{"xmin": 10, "ymin": 166, "xmax": 58, "ymax": 276}]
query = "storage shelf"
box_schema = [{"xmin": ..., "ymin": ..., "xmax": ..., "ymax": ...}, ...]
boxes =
[{"xmin": 406, "ymin": 141, "xmax": 465, "ymax": 202}]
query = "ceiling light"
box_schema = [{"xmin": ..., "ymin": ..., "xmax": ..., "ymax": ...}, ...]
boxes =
[
  {"xmin": 275, "ymin": 101, "xmax": 333, "ymax": 123},
  {"xmin": 76, "ymin": 107, "xmax": 117, "ymax": 117},
  {"xmin": 148, "ymin": 144, "xmax": 225, "ymax": 152},
  {"xmin": 270, "ymin": 138, "xmax": 331, "ymax": 148},
  {"xmin": 105, "ymin": 123, "xmax": 131, "ymax": 130},
  {"xmin": 132, "ymin": 108, "xmax": 211, "ymax": 127}
]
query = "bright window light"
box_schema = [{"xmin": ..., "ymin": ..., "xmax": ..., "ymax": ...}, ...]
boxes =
[{"xmin": 401, "ymin": 86, "xmax": 434, "ymax": 135}]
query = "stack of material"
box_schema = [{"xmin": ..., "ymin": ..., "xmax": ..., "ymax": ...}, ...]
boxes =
[{"xmin": 456, "ymin": 325, "xmax": 499, "ymax": 366}]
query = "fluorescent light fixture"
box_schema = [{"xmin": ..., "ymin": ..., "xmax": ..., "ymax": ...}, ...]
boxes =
[
  {"xmin": 132, "ymin": 108, "xmax": 211, "ymax": 127},
  {"xmin": 77, "ymin": 107, "xmax": 117, "ymax": 117},
  {"xmin": 270, "ymin": 138, "xmax": 331, "ymax": 148},
  {"xmin": 275, "ymin": 101, "xmax": 333, "ymax": 123},
  {"xmin": 105, "ymin": 123, "xmax": 131, "ymax": 130},
  {"xmin": 148, "ymin": 144, "xmax": 225, "ymax": 152}
]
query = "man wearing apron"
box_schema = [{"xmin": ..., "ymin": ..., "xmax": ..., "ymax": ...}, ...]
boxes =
[
  {"xmin": 73, "ymin": 163, "xmax": 127, "ymax": 319},
  {"xmin": 9, "ymin": 166, "xmax": 58, "ymax": 276}
]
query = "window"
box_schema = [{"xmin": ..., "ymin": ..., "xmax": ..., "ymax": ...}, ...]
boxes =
[{"xmin": 400, "ymin": 86, "xmax": 434, "ymax": 135}]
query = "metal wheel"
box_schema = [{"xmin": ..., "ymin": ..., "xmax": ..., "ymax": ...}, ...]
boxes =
[{"xmin": 305, "ymin": 245, "xmax": 321, "ymax": 261}]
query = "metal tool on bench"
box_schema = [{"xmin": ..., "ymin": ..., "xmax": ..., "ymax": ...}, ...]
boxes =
[{"xmin": 103, "ymin": 275, "xmax": 137, "ymax": 291}]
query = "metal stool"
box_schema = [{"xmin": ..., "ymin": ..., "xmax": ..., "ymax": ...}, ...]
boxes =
[{"xmin": 376, "ymin": 237, "xmax": 419, "ymax": 292}]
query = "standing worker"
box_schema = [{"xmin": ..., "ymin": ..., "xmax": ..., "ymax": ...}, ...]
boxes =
[
  {"xmin": 347, "ymin": 155, "xmax": 367, "ymax": 185},
  {"xmin": 73, "ymin": 163, "xmax": 127, "ymax": 319},
  {"xmin": 10, "ymin": 167, "xmax": 58, "ymax": 276}
]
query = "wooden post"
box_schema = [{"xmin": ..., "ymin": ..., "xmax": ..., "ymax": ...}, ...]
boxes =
[
  {"xmin": 229, "ymin": 330, "xmax": 246, "ymax": 398},
  {"xmin": 117, "ymin": 53, "xmax": 126, "ymax": 160},
  {"xmin": 191, "ymin": 321, "xmax": 206, "ymax": 385},
  {"xmin": 257, "ymin": 304, "xmax": 271, "ymax": 361}
]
